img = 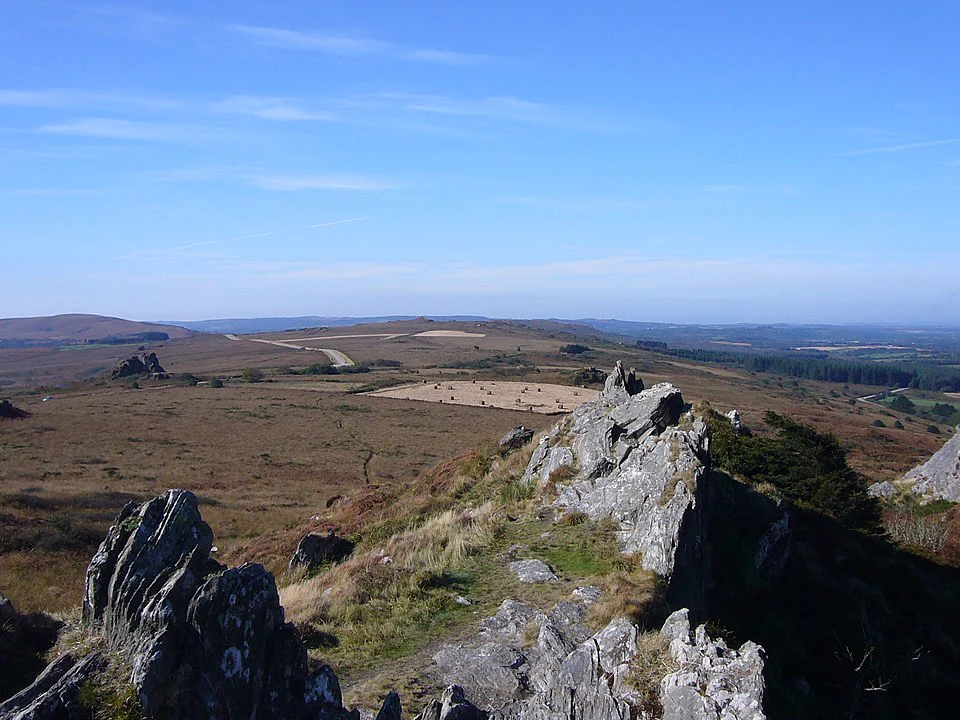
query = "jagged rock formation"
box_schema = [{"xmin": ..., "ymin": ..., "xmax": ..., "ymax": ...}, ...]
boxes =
[
  {"xmin": 0, "ymin": 652, "xmax": 108, "ymax": 720},
  {"xmin": 290, "ymin": 530, "xmax": 355, "ymax": 572},
  {"xmin": 109, "ymin": 352, "xmax": 166, "ymax": 379},
  {"xmin": 660, "ymin": 610, "xmax": 765, "ymax": 720},
  {"xmin": 431, "ymin": 596, "xmax": 640, "ymax": 717},
  {"xmin": 429, "ymin": 597, "xmax": 766, "ymax": 720},
  {"xmin": 10, "ymin": 490, "xmax": 393, "ymax": 720},
  {"xmin": 499, "ymin": 426, "xmax": 534, "ymax": 451},
  {"xmin": 905, "ymin": 427, "xmax": 960, "ymax": 502},
  {"xmin": 0, "ymin": 399, "xmax": 29, "ymax": 419},
  {"xmin": 522, "ymin": 361, "xmax": 709, "ymax": 611}
]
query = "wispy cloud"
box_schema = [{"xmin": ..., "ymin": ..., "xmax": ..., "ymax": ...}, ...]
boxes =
[
  {"xmin": 837, "ymin": 138, "xmax": 958, "ymax": 157},
  {"xmin": 309, "ymin": 217, "xmax": 371, "ymax": 229},
  {"xmin": 212, "ymin": 96, "xmax": 335, "ymax": 122},
  {"xmin": 229, "ymin": 25, "xmax": 498, "ymax": 66},
  {"xmin": 246, "ymin": 174, "xmax": 398, "ymax": 191},
  {"xmin": 376, "ymin": 93, "xmax": 637, "ymax": 132},
  {"xmin": 37, "ymin": 117, "xmax": 210, "ymax": 143}
]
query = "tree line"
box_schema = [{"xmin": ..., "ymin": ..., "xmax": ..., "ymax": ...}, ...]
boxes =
[{"xmin": 638, "ymin": 342, "xmax": 960, "ymax": 391}]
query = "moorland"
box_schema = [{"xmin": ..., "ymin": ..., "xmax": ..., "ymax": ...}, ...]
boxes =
[{"xmin": 2, "ymin": 314, "xmax": 959, "ymax": 716}]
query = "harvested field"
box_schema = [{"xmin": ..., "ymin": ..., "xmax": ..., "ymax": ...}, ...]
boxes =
[
  {"xmin": 366, "ymin": 380, "xmax": 598, "ymax": 414},
  {"xmin": 413, "ymin": 330, "xmax": 486, "ymax": 338}
]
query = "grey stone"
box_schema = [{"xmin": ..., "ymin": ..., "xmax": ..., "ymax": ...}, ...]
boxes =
[
  {"xmin": 290, "ymin": 530, "xmax": 355, "ymax": 572},
  {"xmin": 0, "ymin": 652, "xmax": 108, "ymax": 720},
  {"xmin": 416, "ymin": 685, "xmax": 487, "ymax": 720},
  {"xmin": 660, "ymin": 610, "xmax": 766, "ymax": 720},
  {"xmin": 725, "ymin": 410, "xmax": 743, "ymax": 434},
  {"xmin": 867, "ymin": 481, "xmax": 896, "ymax": 498},
  {"xmin": 754, "ymin": 512, "xmax": 791, "ymax": 581},
  {"xmin": 509, "ymin": 559, "xmax": 559, "ymax": 583},
  {"xmin": 571, "ymin": 586, "xmax": 602, "ymax": 604},
  {"xmin": 520, "ymin": 367, "xmax": 710, "ymax": 610},
  {"xmin": 906, "ymin": 428, "xmax": 960, "ymax": 502},
  {"xmin": 499, "ymin": 426, "xmax": 535, "ymax": 451},
  {"xmin": 376, "ymin": 691, "xmax": 402, "ymax": 720}
]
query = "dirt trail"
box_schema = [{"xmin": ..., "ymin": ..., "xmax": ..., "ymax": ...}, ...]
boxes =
[{"xmin": 223, "ymin": 334, "xmax": 354, "ymax": 367}]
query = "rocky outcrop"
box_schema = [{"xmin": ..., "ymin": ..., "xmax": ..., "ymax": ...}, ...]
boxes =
[
  {"xmin": 0, "ymin": 399, "xmax": 29, "ymax": 419},
  {"xmin": 0, "ymin": 652, "xmax": 108, "ymax": 720},
  {"xmin": 906, "ymin": 427, "xmax": 960, "ymax": 502},
  {"xmin": 16, "ymin": 489, "xmax": 394, "ymax": 720},
  {"xmin": 109, "ymin": 352, "xmax": 166, "ymax": 379},
  {"xmin": 429, "ymin": 595, "xmax": 766, "ymax": 720},
  {"xmin": 290, "ymin": 531, "xmax": 355, "ymax": 573},
  {"xmin": 499, "ymin": 426, "xmax": 534, "ymax": 451},
  {"xmin": 431, "ymin": 595, "xmax": 642, "ymax": 718},
  {"xmin": 521, "ymin": 361, "xmax": 709, "ymax": 611},
  {"xmin": 660, "ymin": 609, "xmax": 765, "ymax": 720}
]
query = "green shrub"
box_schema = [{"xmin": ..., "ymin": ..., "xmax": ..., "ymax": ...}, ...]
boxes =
[
  {"xmin": 872, "ymin": 419, "xmax": 886, "ymax": 428},
  {"xmin": 209, "ymin": 379, "xmax": 224, "ymax": 388},
  {"xmin": 927, "ymin": 424, "xmax": 941, "ymax": 434},
  {"xmin": 241, "ymin": 368, "xmax": 264, "ymax": 383},
  {"xmin": 704, "ymin": 409, "xmax": 880, "ymax": 532}
]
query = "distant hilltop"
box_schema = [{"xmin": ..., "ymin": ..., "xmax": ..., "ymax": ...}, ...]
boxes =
[{"xmin": 0, "ymin": 313, "xmax": 194, "ymax": 348}]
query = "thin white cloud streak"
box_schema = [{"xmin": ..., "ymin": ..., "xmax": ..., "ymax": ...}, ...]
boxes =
[
  {"xmin": 247, "ymin": 174, "xmax": 398, "ymax": 191},
  {"xmin": 229, "ymin": 25, "xmax": 498, "ymax": 66},
  {"xmin": 211, "ymin": 96, "xmax": 335, "ymax": 122},
  {"xmin": 309, "ymin": 217, "xmax": 371, "ymax": 229},
  {"xmin": 376, "ymin": 93, "xmax": 639, "ymax": 133},
  {"xmin": 837, "ymin": 139, "xmax": 958, "ymax": 157},
  {"xmin": 37, "ymin": 117, "xmax": 213, "ymax": 143}
]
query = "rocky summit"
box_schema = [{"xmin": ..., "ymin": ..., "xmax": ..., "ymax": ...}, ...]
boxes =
[{"xmin": 522, "ymin": 360, "xmax": 709, "ymax": 612}]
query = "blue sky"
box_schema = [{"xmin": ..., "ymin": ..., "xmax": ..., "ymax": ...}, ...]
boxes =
[{"xmin": 1, "ymin": 2, "xmax": 958, "ymax": 324}]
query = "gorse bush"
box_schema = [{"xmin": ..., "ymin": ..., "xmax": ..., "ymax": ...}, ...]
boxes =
[{"xmin": 704, "ymin": 408, "xmax": 881, "ymax": 532}]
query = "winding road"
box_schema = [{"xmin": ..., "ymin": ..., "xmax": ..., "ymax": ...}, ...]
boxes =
[{"xmin": 224, "ymin": 334, "xmax": 354, "ymax": 367}]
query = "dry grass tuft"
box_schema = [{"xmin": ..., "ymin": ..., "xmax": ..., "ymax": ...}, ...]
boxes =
[
  {"xmin": 626, "ymin": 630, "xmax": 679, "ymax": 715},
  {"xmin": 280, "ymin": 503, "xmax": 500, "ymax": 671},
  {"xmin": 587, "ymin": 560, "xmax": 662, "ymax": 630}
]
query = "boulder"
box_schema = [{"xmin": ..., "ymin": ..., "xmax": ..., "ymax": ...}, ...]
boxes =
[
  {"xmin": 508, "ymin": 559, "xmax": 558, "ymax": 583},
  {"xmin": 0, "ymin": 400, "xmax": 29, "ymax": 420},
  {"xmin": 499, "ymin": 426, "xmax": 535, "ymax": 451},
  {"xmin": 660, "ymin": 609, "xmax": 766, "ymax": 720},
  {"xmin": 867, "ymin": 481, "xmax": 896, "ymax": 498},
  {"xmin": 415, "ymin": 685, "xmax": 486, "ymax": 720},
  {"xmin": 290, "ymin": 530, "xmax": 355, "ymax": 572},
  {"xmin": 110, "ymin": 352, "xmax": 166, "ymax": 379},
  {"xmin": 906, "ymin": 427, "xmax": 960, "ymax": 502}
]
